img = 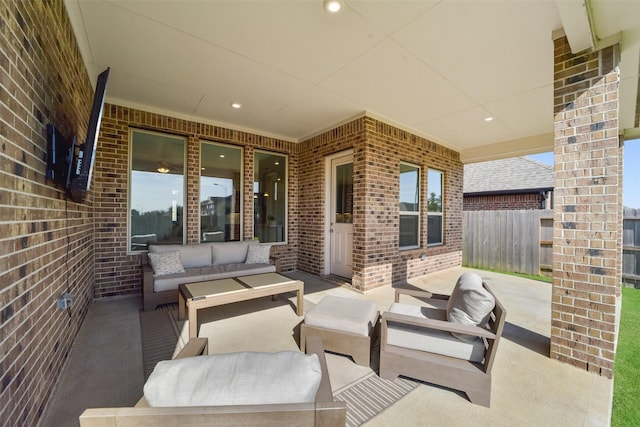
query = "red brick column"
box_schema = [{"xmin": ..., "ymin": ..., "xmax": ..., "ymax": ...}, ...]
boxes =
[{"xmin": 551, "ymin": 35, "xmax": 623, "ymax": 378}]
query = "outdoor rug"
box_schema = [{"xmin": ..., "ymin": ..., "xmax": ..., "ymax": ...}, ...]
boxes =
[
  {"xmin": 333, "ymin": 373, "xmax": 419, "ymax": 427},
  {"xmin": 139, "ymin": 308, "xmax": 184, "ymax": 379},
  {"xmin": 139, "ymin": 305, "xmax": 419, "ymax": 426}
]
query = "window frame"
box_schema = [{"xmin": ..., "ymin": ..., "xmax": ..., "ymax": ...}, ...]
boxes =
[
  {"xmin": 127, "ymin": 128, "xmax": 187, "ymax": 253},
  {"xmin": 399, "ymin": 161, "xmax": 421, "ymax": 250},
  {"xmin": 427, "ymin": 168, "xmax": 444, "ymax": 246}
]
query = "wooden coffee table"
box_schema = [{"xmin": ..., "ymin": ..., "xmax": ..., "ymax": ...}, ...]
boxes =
[{"xmin": 178, "ymin": 272, "xmax": 304, "ymax": 339}]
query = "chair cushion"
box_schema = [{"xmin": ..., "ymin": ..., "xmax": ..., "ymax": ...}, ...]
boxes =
[
  {"xmin": 211, "ymin": 240, "xmax": 256, "ymax": 265},
  {"xmin": 147, "ymin": 251, "xmax": 185, "ymax": 276},
  {"xmin": 144, "ymin": 351, "xmax": 322, "ymax": 407},
  {"xmin": 152, "ymin": 264, "xmax": 276, "ymax": 292},
  {"xmin": 387, "ymin": 303, "xmax": 486, "ymax": 363},
  {"xmin": 245, "ymin": 244, "xmax": 271, "ymax": 264},
  {"xmin": 446, "ymin": 272, "xmax": 495, "ymax": 342},
  {"xmin": 305, "ymin": 295, "xmax": 378, "ymax": 336}
]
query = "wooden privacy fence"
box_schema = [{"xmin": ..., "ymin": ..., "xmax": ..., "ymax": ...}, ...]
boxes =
[
  {"xmin": 623, "ymin": 207, "xmax": 640, "ymax": 286},
  {"xmin": 463, "ymin": 210, "xmax": 553, "ymax": 276},
  {"xmin": 463, "ymin": 208, "xmax": 640, "ymax": 283}
]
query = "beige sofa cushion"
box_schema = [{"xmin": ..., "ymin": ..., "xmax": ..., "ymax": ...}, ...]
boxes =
[
  {"xmin": 446, "ymin": 272, "xmax": 495, "ymax": 342},
  {"xmin": 211, "ymin": 240, "xmax": 257, "ymax": 265},
  {"xmin": 387, "ymin": 303, "xmax": 485, "ymax": 363},
  {"xmin": 152, "ymin": 263, "xmax": 276, "ymax": 293},
  {"xmin": 144, "ymin": 351, "xmax": 322, "ymax": 407}
]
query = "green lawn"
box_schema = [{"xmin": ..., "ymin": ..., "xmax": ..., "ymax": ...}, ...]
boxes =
[
  {"xmin": 612, "ymin": 286, "xmax": 640, "ymax": 426},
  {"xmin": 470, "ymin": 267, "xmax": 553, "ymax": 283}
]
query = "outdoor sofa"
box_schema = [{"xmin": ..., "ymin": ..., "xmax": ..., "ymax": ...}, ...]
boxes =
[
  {"xmin": 142, "ymin": 240, "xmax": 277, "ymax": 311},
  {"xmin": 79, "ymin": 335, "xmax": 347, "ymax": 426}
]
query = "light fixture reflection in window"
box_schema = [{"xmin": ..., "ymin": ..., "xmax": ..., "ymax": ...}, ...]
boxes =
[{"xmin": 157, "ymin": 162, "xmax": 170, "ymax": 174}]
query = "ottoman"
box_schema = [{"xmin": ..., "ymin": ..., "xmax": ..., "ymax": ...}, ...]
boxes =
[{"xmin": 300, "ymin": 295, "xmax": 379, "ymax": 367}]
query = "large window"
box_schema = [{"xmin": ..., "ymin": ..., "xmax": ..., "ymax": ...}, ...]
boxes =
[
  {"xmin": 129, "ymin": 129, "xmax": 185, "ymax": 251},
  {"xmin": 253, "ymin": 151, "xmax": 287, "ymax": 243},
  {"xmin": 399, "ymin": 162, "xmax": 420, "ymax": 249},
  {"xmin": 427, "ymin": 169, "xmax": 444, "ymax": 245},
  {"xmin": 200, "ymin": 142, "xmax": 242, "ymax": 242}
]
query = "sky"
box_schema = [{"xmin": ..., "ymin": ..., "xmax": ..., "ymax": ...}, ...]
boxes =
[{"xmin": 527, "ymin": 138, "xmax": 640, "ymax": 209}]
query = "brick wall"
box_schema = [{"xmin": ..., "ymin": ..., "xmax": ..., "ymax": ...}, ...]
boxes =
[
  {"xmin": 94, "ymin": 105, "xmax": 299, "ymax": 299},
  {"xmin": 552, "ymin": 35, "xmax": 622, "ymax": 378},
  {"xmin": 296, "ymin": 119, "xmax": 364, "ymax": 276},
  {"xmin": 95, "ymin": 110, "xmax": 464, "ymax": 297},
  {"xmin": 299, "ymin": 117, "xmax": 463, "ymax": 291},
  {"xmin": 0, "ymin": 1, "xmax": 96, "ymax": 425},
  {"xmin": 464, "ymin": 193, "xmax": 544, "ymax": 211}
]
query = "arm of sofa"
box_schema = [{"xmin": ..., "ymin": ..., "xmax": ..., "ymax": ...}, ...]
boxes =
[
  {"xmin": 305, "ymin": 335, "xmax": 332, "ymax": 403},
  {"xmin": 174, "ymin": 337, "xmax": 208, "ymax": 358},
  {"xmin": 80, "ymin": 403, "xmax": 342, "ymax": 427},
  {"xmin": 269, "ymin": 255, "xmax": 282, "ymax": 272},
  {"xmin": 142, "ymin": 262, "xmax": 156, "ymax": 311}
]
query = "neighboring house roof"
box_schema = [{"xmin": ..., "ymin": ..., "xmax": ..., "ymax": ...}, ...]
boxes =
[{"xmin": 464, "ymin": 157, "xmax": 553, "ymax": 195}]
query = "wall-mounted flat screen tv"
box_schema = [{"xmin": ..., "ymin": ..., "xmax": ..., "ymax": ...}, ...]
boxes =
[
  {"xmin": 46, "ymin": 124, "xmax": 75, "ymax": 189},
  {"xmin": 68, "ymin": 67, "xmax": 110, "ymax": 203}
]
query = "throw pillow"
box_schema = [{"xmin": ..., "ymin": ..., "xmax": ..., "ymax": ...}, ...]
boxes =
[
  {"xmin": 245, "ymin": 244, "xmax": 271, "ymax": 264},
  {"xmin": 446, "ymin": 272, "xmax": 495, "ymax": 343},
  {"xmin": 148, "ymin": 251, "xmax": 185, "ymax": 276},
  {"xmin": 144, "ymin": 351, "xmax": 322, "ymax": 407}
]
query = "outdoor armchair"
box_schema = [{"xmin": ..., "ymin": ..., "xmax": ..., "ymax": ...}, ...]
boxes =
[{"xmin": 379, "ymin": 273, "xmax": 506, "ymax": 407}]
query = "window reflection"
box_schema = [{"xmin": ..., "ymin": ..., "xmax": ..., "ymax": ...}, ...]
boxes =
[
  {"xmin": 400, "ymin": 162, "xmax": 420, "ymax": 248},
  {"xmin": 129, "ymin": 129, "xmax": 185, "ymax": 251},
  {"xmin": 427, "ymin": 169, "xmax": 444, "ymax": 245},
  {"xmin": 335, "ymin": 162, "xmax": 353, "ymax": 224},
  {"xmin": 200, "ymin": 142, "xmax": 242, "ymax": 242},
  {"xmin": 253, "ymin": 151, "xmax": 287, "ymax": 243}
]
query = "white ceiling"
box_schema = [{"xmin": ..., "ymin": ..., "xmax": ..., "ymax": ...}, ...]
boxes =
[{"xmin": 64, "ymin": 0, "xmax": 640, "ymax": 163}]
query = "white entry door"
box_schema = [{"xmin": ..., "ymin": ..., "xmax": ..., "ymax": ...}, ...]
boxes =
[{"xmin": 330, "ymin": 154, "xmax": 353, "ymax": 278}]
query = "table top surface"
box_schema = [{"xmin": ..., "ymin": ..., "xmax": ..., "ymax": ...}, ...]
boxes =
[{"xmin": 180, "ymin": 272, "xmax": 299, "ymax": 299}]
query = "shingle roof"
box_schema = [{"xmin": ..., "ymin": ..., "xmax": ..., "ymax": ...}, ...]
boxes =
[{"xmin": 463, "ymin": 156, "xmax": 553, "ymax": 194}]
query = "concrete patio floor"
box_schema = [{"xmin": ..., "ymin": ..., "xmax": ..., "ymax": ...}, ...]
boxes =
[{"xmin": 39, "ymin": 267, "xmax": 613, "ymax": 426}]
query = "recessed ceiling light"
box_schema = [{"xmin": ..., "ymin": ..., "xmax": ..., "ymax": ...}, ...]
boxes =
[
  {"xmin": 484, "ymin": 117, "xmax": 494, "ymax": 122},
  {"xmin": 219, "ymin": 154, "xmax": 225, "ymax": 158},
  {"xmin": 323, "ymin": 0, "xmax": 344, "ymax": 14},
  {"xmin": 231, "ymin": 103, "xmax": 242, "ymax": 109}
]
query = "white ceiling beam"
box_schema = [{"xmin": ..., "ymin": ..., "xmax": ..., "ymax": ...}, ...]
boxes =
[
  {"xmin": 555, "ymin": 0, "xmax": 594, "ymax": 53},
  {"xmin": 460, "ymin": 133, "xmax": 554, "ymax": 164}
]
